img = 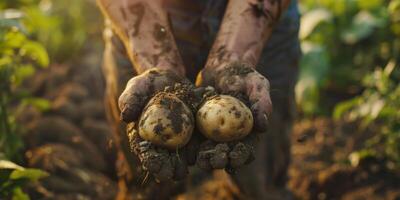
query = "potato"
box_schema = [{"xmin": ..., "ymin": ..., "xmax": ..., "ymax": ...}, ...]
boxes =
[
  {"xmin": 138, "ymin": 92, "xmax": 194, "ymax": 149},
  {"xmin": 196, "ymin": 95, "xmax": 253, "ymax": 142}
]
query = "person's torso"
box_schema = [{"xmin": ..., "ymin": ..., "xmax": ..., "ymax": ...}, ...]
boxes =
[
  {"xmin": 165, "ymin": 0, "xmax": 300, "ymax": 46},
  {"xmin": 164, "ymin": 0, "xmax": 301, "ymax": 81}
]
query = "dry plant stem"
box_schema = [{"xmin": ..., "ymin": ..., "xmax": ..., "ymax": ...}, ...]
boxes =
[
  {"xmin": 205, "ymin": 0, "xmax": 291, "ymax": 70},
  {"xmin": 97, "ymin": 0, "xmax": 185, "ymax": 76}
]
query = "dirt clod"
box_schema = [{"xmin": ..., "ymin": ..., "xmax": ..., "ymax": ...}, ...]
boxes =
[
  {"xmin": 196, "ymin": 143, "xmax": 231, "ymax": 170},
  {"xmin": 229, "ymin": 142, "xmax": 252, "ymax": 168},
  {"xmin": 128, "ymin": 123, "xmax": 189, "ymax": 181}
]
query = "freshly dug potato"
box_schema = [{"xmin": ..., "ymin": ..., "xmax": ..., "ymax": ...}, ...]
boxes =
[
  {"xmin": 138, "ymin": 92, "xmax": 194, "ymax": 149},
  {"xmin": 197, "ymin": 95, "xmax": 253, "ymax": 142}
]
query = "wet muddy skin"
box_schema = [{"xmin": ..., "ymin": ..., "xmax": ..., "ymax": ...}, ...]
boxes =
[
  {"xmin": 112, "ymin": 1, "xmax": 185, "ymax": 74},
  {"xmin": 119, "ymin": 69, "xmax": 185, "ymax": 123},
  {"xmin": 126, "ymin": 76, "xmax": 257, "ymax": 180},
  {"xmin": 126, "ymin": 82, "xmax": 199, "ymax": 181},
  {"xmin": 126, "ymin": 3, "xmax": 145, "ymax": 37}
]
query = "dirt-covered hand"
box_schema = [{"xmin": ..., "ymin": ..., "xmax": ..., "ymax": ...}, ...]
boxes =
[
  {"xmin": 121, "ymin": 72, "xmax": 201, "ymax": 181},
  {"xmin": 119, "ymin": 68, "xmax": 190, "ymax": 123},
  {"xmin": 195, "ymin": 134, "xmax": 257, "ymax": 172},
  {"xmin": 196, "ymin": 62, "xmax": 272, "ymax": 132}
]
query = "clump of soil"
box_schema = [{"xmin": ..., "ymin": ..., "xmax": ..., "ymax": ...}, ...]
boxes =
[
  {"xmin": 195, "ymin": 137, "xmax": 255, "ymax": 172},
  {"xmin": 127, "ymin": 123, "xmax": 189, "ymax": 181}
]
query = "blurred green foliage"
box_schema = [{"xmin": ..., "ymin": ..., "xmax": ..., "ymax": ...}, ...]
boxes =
[
  {"xmin": 336, "ymin": 60, "xmax": 400, "ymax": 167},
  {"xmin": 0, "ymin": 160, "xmax": 48, "ymax": 199},
  {"xmin": 0, "ymin": 0, "xmax": 398, "ymax": 197},
  {"xmin": 297, "ymin": 0, "xmax": 400, "ymax": 166},
  {"xmin": 0, "ymin": 23, "xmax": 49, "ymax": 161},
  {"xmin": 1, "ymin": 0, "xmax": 100, "ymax": 198},
  {"xmin": 0, "ymin": 16, "xmax": 49, "ymax": 200},
  {"xmin": 297, "ymin": 0, "xmax": 400, "ymax": 114},
  {"xmin": 1, "ymin": 0, "xmax": 102, "ymax": 62}
]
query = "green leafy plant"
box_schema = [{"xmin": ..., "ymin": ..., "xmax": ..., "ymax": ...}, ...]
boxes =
[
  {"xmin": 1, "ymin": 10, "xmax": 49, "ymax": 200},
  {"xmin": 297, "ymin": 0, "xmax": 400, "ymax": 168},
  {"xmin": 0, "ymin": 160, "xmax": 48, "ymax": 199},
  {"xmin": 335, "ymin": 60, "xmax": 400, "ymax": 167},
  {"xmin": 1, "ymin": 0, "xmax": 101, "ymax": 197},
  {"xmin": 297, "ymin": 0, "xmax": 399, "ymax": 115},
  {"xmin": 1, "ymin": 0, "xmax": 102, "ymax": 63}
]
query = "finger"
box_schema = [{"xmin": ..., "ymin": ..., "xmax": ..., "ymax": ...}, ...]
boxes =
[
  {"xmin": 118, "ymin": 76, "xmax": 151, "ymax": 122},
  {"xmin": 118, "ymin": 69, "xmax": 183, "ymax": 123},
  {"xmin": 250, "ymin": 97, "xmax": 272, "ymax": 131},
  {"xmin": 247, "ymin": 77, "xmax": 272, "ymax": 132}
]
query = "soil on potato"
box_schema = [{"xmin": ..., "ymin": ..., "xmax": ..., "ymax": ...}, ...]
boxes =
[
  {"xmin": 144, "ymin": 92, "xmax": 193, "ymax": 135},
  {"xmin": 22, "ymin": 56, "xmax": 399, "ymax": 199}
]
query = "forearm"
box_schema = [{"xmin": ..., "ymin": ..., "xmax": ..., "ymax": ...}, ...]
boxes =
[
  {"xmin": 206, "ymin": 0, "xmax": 291, "ymax": 70},
  {"xmin": 97, "ymin": 0, "xmax": 185, "ymax": 76}
]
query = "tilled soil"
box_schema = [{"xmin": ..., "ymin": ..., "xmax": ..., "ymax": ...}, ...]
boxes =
[
  {"xmin": 176, "ymin": 118, "xmax": 400, "ymax": 200},
  {"xmin": 22, "ymin": 61, "xmax": 400, "ymax": 200},
  {"xmin": 22, "ymin": 61, "xmax": 118, "ymax": 200},
  {"xmin": 288, "ymin": 118, "xmax": 400, "ymax": 200}
]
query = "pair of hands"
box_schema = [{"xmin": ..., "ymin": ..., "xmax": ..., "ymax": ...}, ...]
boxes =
[{"xmin": 118, "ymin": 62, "xmax": 272, "ymax": 181}]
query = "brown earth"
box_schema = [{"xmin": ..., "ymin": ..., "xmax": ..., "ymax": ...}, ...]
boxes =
[{"xmin": 22, "ymin": 59, "xmax": 400, "ymax": 200}]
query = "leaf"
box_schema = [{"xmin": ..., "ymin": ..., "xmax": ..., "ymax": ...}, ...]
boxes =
[
  {"xmin": 0, "ymin": 160, "xmax": 24, "ymax": 170},
  {"xmin": 383, "ymin": 59, "xmax": 396, "ymax": 76},
  {"xmin": 369, "ymin": 98, "xmax": 385, "ymax": 119},
  {"xmin": 22, "ymin": 97, "xmax": 51, "ymax": 111},
  {"xmin": 12, "ymin": 187, "xmax": 30, "ymax": 200},
  {"xmin": 300, "ymin": 8, "xmax": 333, "ymax": 39},
  {"xmin": 295, "ymin": 42, "xmax": 330, "ymax": 114},
  {"xmin": 0, "ymin": 9, "xmax": 25, "ymax": 32},
  {"xmin": 356, "ymin": 0, "xmax": 383, "ymax": 10},
  {"xmin": 0, "ymin": 9, "xmax": 24, "ymax": 20},
  {"xmin": 3, "ymin": 30, "xmax": 26, "ymax": 49},
  {"xmin": 20, "ymin": 41, "xmax": 49, "ymax": 67},
  {"xmin": 12, "ymin": 64, "xmax": 35, "ymax": 86},
  {"xmin": 0, "ymin": 161, "xmax": 48, "ymax": 182},
  {"xmin": 10, "ymin": 168, "xmax": 48, "ymax": 181},
  {"xmin": 389, "ymin": 0, "xmax": 400, "ymax": 15},
  {"xmin": 349, "ymin": 150, "xmax": 377, "ymax": 167},
  {"xmin": 341, "ymin": 11, "xmax": 385, "ymax": 44},
  {"xmin": 333, "ymin": 97, "xmax": 361, "ymax": 120},
  {"xmin": 0, "ymin": 18, "xmax": 23, "ymax": 30}
]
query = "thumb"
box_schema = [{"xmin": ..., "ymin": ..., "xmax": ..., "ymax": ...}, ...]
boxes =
[{"xmin": 118, "ymin": 77, "xmax": 151, "ymax": 122}]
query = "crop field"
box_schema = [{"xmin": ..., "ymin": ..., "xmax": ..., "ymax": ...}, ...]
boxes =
[{"xmin": 1, "ymin": 0, "xmax": 399, "ymax": 199}]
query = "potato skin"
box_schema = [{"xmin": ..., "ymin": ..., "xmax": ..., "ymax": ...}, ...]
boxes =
[
  {"xmin": 138, "ymin": 92, "xmax": 194, "ymax": 149},
  {"xmin": 196, "ymin": 95, "xmax": 253, "ymax": 142}
]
